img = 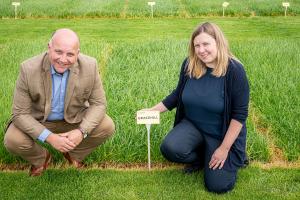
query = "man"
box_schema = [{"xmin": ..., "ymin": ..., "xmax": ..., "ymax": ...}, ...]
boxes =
[{"xmin": 4, "ymin": 28, "xmax": 115, "ymax": 176}]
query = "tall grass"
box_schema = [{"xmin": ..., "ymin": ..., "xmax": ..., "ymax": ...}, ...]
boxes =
[
  {"xmin": 233, "ymin": 39, "xmax": 300, "ymax": 161},
  {"xmin": 182, "ymin": 0, "xmax": 300, "ymax": 17},
  {"xmin": 0, "ymin": 0, "xmax": 299, "ymax": 18},
  {"xmin": 0, "ymin": 17, "xmax": 299, "ymax": 164},
  {"xmin": 0, "ymin": 0, "xmax": 124, "ymax": 18},
  {"xmin": 0, "ymin": 39, "xmax": 272, "ymax": 164}
]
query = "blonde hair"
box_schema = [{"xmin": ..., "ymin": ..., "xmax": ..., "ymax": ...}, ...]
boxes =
[{"xmin": 187, "ymin": 22, "xmax": 235, "ymax": 78}]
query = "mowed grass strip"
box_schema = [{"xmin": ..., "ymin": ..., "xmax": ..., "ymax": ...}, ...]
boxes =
[
  {"xmin": 1, "ymin": 0, "xmax": 300, "ymax": 18},
  {"xmin": 0, "ymin": 167, "xmax": 299, "ymax": 200},
  {"xmin": 0, "ymin": 17, "xmax": 299, "ymax": 164}
]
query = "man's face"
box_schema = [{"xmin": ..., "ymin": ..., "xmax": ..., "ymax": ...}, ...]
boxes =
[{"xmin": 48, "ymin": 36, "xmax": 79, "ymax": 73}]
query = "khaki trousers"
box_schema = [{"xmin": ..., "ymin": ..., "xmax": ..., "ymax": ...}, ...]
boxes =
[{"xmin": 4, "ymin": 115, "xmax": 115, "ymax": 167}]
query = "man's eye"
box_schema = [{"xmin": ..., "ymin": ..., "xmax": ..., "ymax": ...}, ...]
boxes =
[{"xmin": 55, "ymin": 51, "xmax": 63, "ymax": 55}]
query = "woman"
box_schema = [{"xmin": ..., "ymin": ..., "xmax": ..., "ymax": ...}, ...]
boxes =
[{"xmin": 146, "ymin": 22, "xmax": 249, "ymax": 193}]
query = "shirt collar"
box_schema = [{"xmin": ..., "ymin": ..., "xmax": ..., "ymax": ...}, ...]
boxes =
[{"xmin": 50, "ymin": 65, "xmax": 69, "ymax": 76}]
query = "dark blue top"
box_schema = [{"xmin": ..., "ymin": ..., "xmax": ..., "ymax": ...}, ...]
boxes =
[
  {"xmin": 162, "ymin": 58, "xmax": 249, "ymax": 172},
  {"xmin": 182, "ymin": 68, "xmax": 225, "ymax": 138}
]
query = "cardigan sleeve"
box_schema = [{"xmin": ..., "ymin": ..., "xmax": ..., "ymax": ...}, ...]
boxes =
[
  {"xmin": 162, "ymin": 58, "xmax": 188, "ymax": 111},
  {"xmin": 230, "ymin": 61, "xmax": 250, "ymax": 124}
]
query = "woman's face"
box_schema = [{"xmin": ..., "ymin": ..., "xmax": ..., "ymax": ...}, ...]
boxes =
[{"xmin": 193, "ymin": 32, "xmax": 218, "ymax": 68}]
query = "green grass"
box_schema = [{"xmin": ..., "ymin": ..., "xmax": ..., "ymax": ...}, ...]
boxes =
[
  {"xmin": 181, "ymin": 0, "xmax": 300, "ymax": 17},
  {"xmin": 0, "ymin": 167, "xmax": 299, "ymax": 200},
  {"xmin": 1, "ymin": 0, "xmax": 300, "ymax": 18},
  {"xmin": 233, "ymin": 39, "xmax": 300, "ymax": 160},
  {"xmin": 0, "ymin": 17, "xmax": 299, "ymax": 164}
]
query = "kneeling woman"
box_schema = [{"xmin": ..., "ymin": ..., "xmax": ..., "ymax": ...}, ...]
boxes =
[{"xmin": 146, "ymin": 22, "xmax": 249, "ymax": 193}]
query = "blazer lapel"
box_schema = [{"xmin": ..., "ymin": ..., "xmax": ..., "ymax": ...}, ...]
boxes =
[
  {"xmin": 64, "ymin": 61, "xmax": 79, "ymax": 112},
  {"xmin": 42, "ymin": 53, "xmax": 52, "ymax": 121}
]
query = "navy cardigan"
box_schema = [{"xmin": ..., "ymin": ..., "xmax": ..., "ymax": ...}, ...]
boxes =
[{"xmin": 162, "ymin": 58, "xmax": 250, "ymax": 171}]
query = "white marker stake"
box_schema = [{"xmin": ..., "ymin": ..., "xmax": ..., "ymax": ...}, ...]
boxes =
[
  {"xmin": 148, "ymin": 2, "xmax": 156, "ymax": 18},
  {"xmin": 222, "ymin": 2, "xmax": 229, "ymax": 17},
  {"xmin": 12, "ymin": 2, "xmax": 20, "ymax": 19},
  {"xmin": 146, "ymin": 124, "xmax": 151, "ymax": 170},
  {"xmin": 282, "ymin": 2, "xmax": 290, "ymax": 17},
  {"xmin": 137, "ymin": 110, "xmax": 160, "ymax": 170}
]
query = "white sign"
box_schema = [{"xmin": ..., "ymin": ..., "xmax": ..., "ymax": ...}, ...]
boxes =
[
  {"xmin": 148, "ymin": 2, "xmax": 156, "ymax": 6},
  {"xmin": 136, "ymin": 110, "xmax": 160, "ymax": 124},
  {"xmin": 282, "ymin": 2, "xmax": 290, "ymax": 7},
  {"xmin": 12, "ymin": 2, "xmax": 20, "ymax": 19},
  {"xmin": 137, "ymin": 110, "xmax": 160, "ymax": 170},
  {"xmin": 222, "ymin": 2, "xmax": 229, "ymax": 7},
  {"xmin": 12, "ymin": 2, "xmax": 20, "ymax": 6}
]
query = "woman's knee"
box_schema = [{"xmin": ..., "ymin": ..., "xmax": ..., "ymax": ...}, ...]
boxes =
[
  {"xmin": 204, "ymin": 170, "xmax": 236, "ymax": 193},
  {"xmin": 205, "ymin": 180, "xmax": 235, "ymax": 194},
  {"xmin": 160, "ymin": 139, "xmax": 191, "ymax": 162}
]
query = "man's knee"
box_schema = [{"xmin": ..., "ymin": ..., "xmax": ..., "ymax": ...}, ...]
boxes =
[
  {"xmin": 4, "ymin": 125, "xmax": 34, "ymax": 154},
  {"xmin": 93, "ymin": 115, "xmax": 115, "ymax": 138}
]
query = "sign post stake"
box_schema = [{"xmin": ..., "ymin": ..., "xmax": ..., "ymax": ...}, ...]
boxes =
[
  {"xmin": 137, "ymin": 110, "xmax": 160, "ymax": 171},
  {"xmin": 12, "ymin": 2, "xmax": 20, "ymax": 19},
  {"xmin": 222, "ymin": 2, "xmax": 229, "ymax": 17},
  {"xmin": 148, "ymin": 2, "xmax": 156, "ymax": 18},
  {"xmin": 146, "ymin": 124, "xmax": 151, "ymax": 170},
  {"xmin": 282, "ymin": 2, "xmax": 290, "ymax": 17}
]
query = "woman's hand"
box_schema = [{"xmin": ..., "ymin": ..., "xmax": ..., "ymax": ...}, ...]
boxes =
[
  {"xmin": 149, "ymin": 102, "xmax": 168, "ymax": 113},
  {"xmin": 209, "ymin": 146, "xmax": 229, "ymax": 170}
]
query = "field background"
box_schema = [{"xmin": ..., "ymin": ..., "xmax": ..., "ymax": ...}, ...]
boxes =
[
  {"xmin": 1, "ymin": 0, "xmax": 300, "ymax": 18},
  {"xmin": 0, "ymin": 17, "xmax": 299, "ymax": 164},
  {"xmin": 0, "ymin": 0, "xmax": 299, "ymax": 199}
]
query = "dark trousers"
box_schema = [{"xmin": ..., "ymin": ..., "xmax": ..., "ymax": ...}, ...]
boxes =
[{"xmin": 160, "ymin": 119, "xmax": 237, "ymax": 193}]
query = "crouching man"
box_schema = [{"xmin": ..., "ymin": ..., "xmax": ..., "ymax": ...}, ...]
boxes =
[{"xmin": 4, "ymin": 28, "xmax": 115, "ymax": 176}]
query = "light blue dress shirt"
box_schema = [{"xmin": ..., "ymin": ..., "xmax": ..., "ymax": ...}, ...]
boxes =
[{"xmin": 38, "ymin": 66, "xmax": 69, "ymax": 142}]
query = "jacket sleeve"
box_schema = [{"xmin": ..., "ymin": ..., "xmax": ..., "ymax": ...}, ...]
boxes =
[
  {"xmin": 79, "ymin": 60, "xmax": 106, "ymax": 134},
  {"xmin": 162, "ymin": 58, "xmax": 188, "ymax": 110},
  {"xmin": 12, "ymin": 64, "xmax": 47, "ymax": 139},
  {"xmin": 231, "ymin": 62, "xmax": 250, "ymax": 124}
]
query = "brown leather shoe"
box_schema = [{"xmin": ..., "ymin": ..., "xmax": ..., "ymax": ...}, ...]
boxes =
[
  {"xmin": 29, "ymin": 151, "xmax": 52, "ymax": 177},
  {"xmin": 63, "ymin": 152, "xmax": 85, "ymax": 168}
]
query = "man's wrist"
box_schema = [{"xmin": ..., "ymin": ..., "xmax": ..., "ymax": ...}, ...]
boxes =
[
  {"xmin": 38, "ymin": 129, "xmax": 52, "ymax": 143},
  {"xmin": 45, "ymin": 133, "xmax": 56, "ymax": 144},
  {"xmin": 78, "ymin": 127, "xmax": 88, "ymax": 139}
]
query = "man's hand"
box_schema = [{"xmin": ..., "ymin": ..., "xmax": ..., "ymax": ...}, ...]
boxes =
[
  {"xmin": 59, "ymin": 129, "xmax": 83, "ymax": 146},
  {"xmin": 46, "ymin": 133, "xmax": 76, "ymax": 153},
  {"xmin": 209, "ymin": 145, "xmax": 229, "ymax": 170}
]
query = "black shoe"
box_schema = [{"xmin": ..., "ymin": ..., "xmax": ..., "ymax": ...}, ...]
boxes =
[{"xmin": 242, "ymin": 155, "xmax": 250, "ymax": 168}]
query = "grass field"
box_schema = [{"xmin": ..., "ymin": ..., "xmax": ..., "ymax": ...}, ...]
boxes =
[
  {"xmin": 0, "ymin": 167, "xmax": 299, "ymax": 200},
  {"xmin": 0, "ymin": 17, "xmax": 299, "ymax": 164},
  {"xmin": 0, "ymin": 1, "xmax": 300, "ymax": 198},
  {"xmin": 1, "ymin": 0, "xmax": 300, "ymax": 18}
]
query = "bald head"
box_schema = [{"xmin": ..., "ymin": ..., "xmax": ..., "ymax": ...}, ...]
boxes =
[
  {"xmin": 48, "ymin": 28, "xmax": 80, "ymax": 73},
  {"xmin": 49, "ymin": 28, "xmax": 80, "ymax": 50}
]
